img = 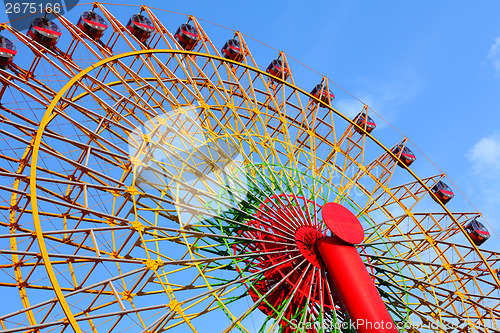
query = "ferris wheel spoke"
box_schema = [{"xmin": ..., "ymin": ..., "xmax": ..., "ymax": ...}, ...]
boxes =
[
  {"xmin": 132, "ymin": 175, "xmax": 300, "ymax": 242},
  {"xmin": 360, "ymin": 174, "xmax": 445, "ymax": 221},
  {"xmin": 369, "ymin": 269, "xmax": 457, "ymax": 322},
  {"xmin": 180, "ymin": 56, "xmax": 232, "ymax": 106},
  {"xmin": 0, "ymin": 226, "xmax": 134, "ymax": 263},
  {"xmin": 220, "ymin": 257, "xmax": 309, "ymax": 333},
  {"xmin": 267, "ymin": 263, "xmax": 313, "ymax": 333},
  {"xmin": 295, "ymin": 266, "xmax": 318, "ymax": 330},
  {"xmin": 132, "ymin": 178, "xmax": 300, "ymax": 243},
  {"xmin": 337, "ymin": 125, "xmax": 368, "ymax": 176},
  {"xmin": 42, "ymin": 104, "xmax": 131, "ymax": 160},
  {"xmin": 200, "ymin": 159, "xmax": 309, "ymax": 233},
  {"xmin": 143, "ymin": 253, "xmax": 305, "ymax": 333},
  {"xmin": 0, "ymin": 302, "xmax": 169, "ymax": 333},
  {"xmin": 0, "ymin": 265, "xmax": 149, "ymax": 328},
  {"xmin": 0, "ymin": 74, "xmax": 55, "ymax": 107},
  {"xmin": 95, "ymin": 59, "xmax": 179, "ymax": 114},
  {"xmin": 21, "ymin": 190, "xmax": 128, "ymax": 225},
  {"xmin": 244, "ymin": 173, "xmax": 310, "ymax": 230},
  {"xmin": 4, "ymin": 224, "xmax": 299, "ymax": 313},
  {"xmin": 144, "ymin": 225, "xmax": 294, "ymax": 248},
  {"xmin": 363, "ymin": 212, "xmax": 478, "ymax": 242},
  {"xmin": 138, "ymin": 54, "xmax": 217, "ymax": 109},
  {"xmin": 363, "ymin": 240, "xmax": 500, "ymax": 293},
  {"xmin": 367, "ymin": 252, "xmax": 495, "ymax": 319},
  {"xmin": 353, "ymin": 147, "xmax": 400, "ymax": 199}
]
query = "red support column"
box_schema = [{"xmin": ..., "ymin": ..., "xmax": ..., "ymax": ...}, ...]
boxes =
[{"xmin": 318, "ymin": 203, "xmax": 398, "ymax": 333}]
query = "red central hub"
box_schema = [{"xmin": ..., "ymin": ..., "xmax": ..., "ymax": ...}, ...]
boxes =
[
  {"xmin": 294, "ymin": 226, "xmax": 325, "ymax": 269},
  {"xmin": 234, "ymin": 194, "xmax": 337, "ymax": 331},
  {"xmin": 235, "ymin": 196, "xmax": 397, "ymax": 332}
]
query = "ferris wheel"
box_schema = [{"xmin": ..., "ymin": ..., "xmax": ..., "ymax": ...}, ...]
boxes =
[{"xmin": 0, "ymin": 3, "xmax": 499, "ymax": 333}]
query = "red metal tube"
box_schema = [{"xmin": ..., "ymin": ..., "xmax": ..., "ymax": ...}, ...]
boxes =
[
  {"xmin": 318, "ymin": 203, "xmax": 398, "ymax": 332},
  {"xmin": 318, "ymin": 237, "xmax": 398, "ymax": 332}
]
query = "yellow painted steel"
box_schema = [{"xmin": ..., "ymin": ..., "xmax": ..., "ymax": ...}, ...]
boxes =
[{"xmin": 23, "ymin": 43, "xmax": 500, "ymax": 332}]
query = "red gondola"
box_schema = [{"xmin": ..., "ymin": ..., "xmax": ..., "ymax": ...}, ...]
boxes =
[
  {"xmin": 391, "ymin": 145, "xmax": 416, "ymax": 167},
  {"xmin": 77, "ymin": 11, "xmax": 108, "ymax": 40},
  {"xmin": 310, "ymin": 83, "xmax": 335, "ymax": 104},
  {"xmin": 430, "ymin": 180, "xmax": 454, "ymax": 205},
  {"xmin": 266, "ymin": 59, "xmax": 289, "ymax": 80},
  {"xmin": 127, "ymin": 14, "xmax": 155, "ymax": 42},
  {"xmin": 353, "ymin": 112, "xmax": 376, "ymax": 134},
  {"xmin": 174, "ymin": 23, "xmax": 199, "ymax": 51},
  {"xmin": 464, "ymin": 218, "xmax": 490, "ymax": 246},
  {"xmin": 0, "ymin": 36, "xmax": 17, "ymax": 69},
  {"xmin": 221, "ymin": 38, "xmax": 243, "ymax": 62},
  {"xmin": 28, "ymin": 17, "xmax": 62, "ymax": 48}
]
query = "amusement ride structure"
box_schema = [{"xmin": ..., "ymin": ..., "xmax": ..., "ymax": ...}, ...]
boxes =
[{"xmin": 0, "ymin": 3, "xmax": 499, "ymax": 332}]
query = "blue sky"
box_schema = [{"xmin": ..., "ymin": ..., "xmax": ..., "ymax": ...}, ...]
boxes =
[
  {"xmin": 1, "ymin": 0, "xmax": 500, "ymax": 242},
  {"xmin": 0, "ymin": 1, "xmax": 499, "ymax": 329}
]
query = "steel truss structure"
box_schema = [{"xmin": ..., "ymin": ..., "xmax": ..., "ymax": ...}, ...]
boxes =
[{"xmin": 0, "ymin": 3, "xmax": 499, "ymax": 333}]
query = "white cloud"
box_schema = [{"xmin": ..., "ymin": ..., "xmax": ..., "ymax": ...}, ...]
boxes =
[
  {"xmin": 333, "ymin": 67, "xmax": 421, "ymax": 129},
  {"xmin": 467, "ymin": 134, "xmax": 500, "ymax": 178},
  {"xmin": 334, "ymin": 97, "xmax": 373, "ymax": 119},
  {"xmin": 466, "ymin": 134, "xmax": 500, "ymax": 242},
  {"xmin": 486, "ymin": 36, "xmax": 500, "ymax": 76}
]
